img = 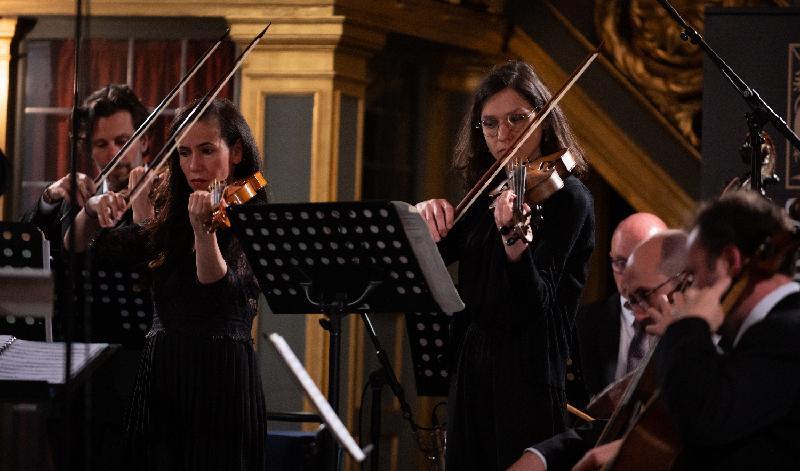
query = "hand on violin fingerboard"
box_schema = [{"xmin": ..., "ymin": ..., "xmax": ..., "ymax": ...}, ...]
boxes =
[
  {"xmin": 189, "ymin": 190, "xmax": 227, "ymax": 284},
  {"xmin": 87, "ymin": 192, "xmax": 128, "ymax": 228},
  {"xmin": 493, "ymin": 190, "xmax": 527, "ymax": 229},
  {"xmin": 128, "ymin": 166, "xmax": 155, "ymax": 224},
  {"xmin": 415, "ymin": 198, "xmax": 454, "ymax": 242},
  {"xmin": 493, "ymin": 190, "xmax": 531, "ymax": 262},
  {"xmin": 188, "ymin": 191, "xmax": 214, "ymax": 236},
  {"xmin": 44, "ymin": 172, "xmax": 96, "ymax": 207}
]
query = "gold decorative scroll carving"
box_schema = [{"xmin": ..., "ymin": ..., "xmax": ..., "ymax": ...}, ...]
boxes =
[{"xmin": 595, "ymin": 0, "xmax": 782, "ymax": 148}]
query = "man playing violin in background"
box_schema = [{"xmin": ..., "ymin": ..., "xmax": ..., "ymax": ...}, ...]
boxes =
[
  {"xmin": 22, "ymin": 84, "xmax": 150, "ymax": 251},
  {"xmin": 20, "ymin": 84, "xmax": 151, "ymax": 470},
  {"xmin": 508, "ymin": 229, "xmax": 688, "ymax": 471},
  {"xmin": 573, "ymin": 190, "xmax": 800, "ymax": 471}
]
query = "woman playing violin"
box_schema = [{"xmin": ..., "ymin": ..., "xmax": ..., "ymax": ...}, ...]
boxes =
[
  {"xmin": 68, "ymin": 98, "xmax": 269, "ymax": 471},
  {"xmin": 415, "ymin": 61, "xmax": 594, "ymax": 470}
]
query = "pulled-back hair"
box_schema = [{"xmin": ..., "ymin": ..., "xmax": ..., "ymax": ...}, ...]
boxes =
[
  {"xmin": 453, "ymin": 60, "xmax": 587, "ymax": 190},
  {"xmin": 146, "ymin": 97, "xmax": 267, "ymax": 269}
]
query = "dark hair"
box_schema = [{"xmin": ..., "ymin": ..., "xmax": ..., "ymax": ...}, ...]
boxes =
[
  {"xmin": 84, "ymin": 84, "xmax": 149, "ymax": 130},
  {"xmin": 146, "ymin": 97, "xmax": 266, "ymax": 269},
  {"xmin": 694, "ymin": 191, "xmax": 795, "ymax": 275},
  {"xmin": 76, "ymin": 84, "xmax": 149, "ymax": 158},
  {"xmin": 453, "ymin": 60, "xmax": 588, "ymax": 189}
]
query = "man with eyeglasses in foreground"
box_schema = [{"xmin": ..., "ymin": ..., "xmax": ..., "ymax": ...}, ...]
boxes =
[
  {"xmin": 572, "ymin": 191, "xmax": 800, "ymax": 471},
  {"xmin": 568, "ymin": 213, "xmax": 667, "ymax": 409},
  {"xmin": 508, "ymin": 229, "xmax": 688, "ymax": 471}
]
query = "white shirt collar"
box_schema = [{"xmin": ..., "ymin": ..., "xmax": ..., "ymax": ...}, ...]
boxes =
[
  {"xmin": 619, "ymin": 295, "xmax": 635, "ymax": 327},
  {"xmin": 733, "ymin": 281, "xmax": 800, "ymax": 346}
]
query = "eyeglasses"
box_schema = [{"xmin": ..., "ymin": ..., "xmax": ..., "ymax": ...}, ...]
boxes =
[
  {"xmin": 623, "ymin": 271, "xmax": 693, "ymax": 311},
  {"xmin": 475, "ymin": 110, "xmax": 535, "ymax": 137},
  {"xmin": 609, "ymin": 255, "xmax": 628, "ymax": 273}
]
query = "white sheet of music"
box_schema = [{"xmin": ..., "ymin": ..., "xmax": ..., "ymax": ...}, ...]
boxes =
[
  {"xmin": 268, "ymin": 333, "xmax": 367, "ymax": 462},
  {"xmin": 0, "ymin": 335, "xmax": 109, "ymax": 384}
]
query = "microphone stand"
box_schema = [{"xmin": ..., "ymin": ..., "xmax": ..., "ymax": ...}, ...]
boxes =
[
  {"xmin": 64, "ymin": 0, "xmax": 88, "ymax": 468},
  {"xmin": 656, "ymin": 0, "xmax": 800, "ymax": 194},
  {"xmin": 360, "ymin": 313, "xmax": 417, "ymax": 471}
]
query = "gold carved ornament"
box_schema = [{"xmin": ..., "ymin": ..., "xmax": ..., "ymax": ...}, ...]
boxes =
[{"xmin": 595, "ymin": 0, "xmax": 780, "ymax": 148}]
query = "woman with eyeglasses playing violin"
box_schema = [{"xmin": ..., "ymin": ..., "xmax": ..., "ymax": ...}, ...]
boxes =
[
  {"xmin": 414, "ymin": 61, "xmax": 594, "ymax": 470},
  {"xmin": 67, "ymin": 98, "xmax": 269, "ymax": 471}
]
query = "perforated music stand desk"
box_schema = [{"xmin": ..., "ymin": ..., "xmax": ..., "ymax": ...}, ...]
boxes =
[
  {"xmin": 75, "ymin": 265, "xmax": 153, "ymax": 347},
  {"xmin": 230, "ymin": 201, "xmax": 463, "ymax": 471},
  {"xmin": 405, "ymin": 310, "xmax": 454, "ymax": 397},
  {"xmin": 0, "ymin": 222, "xmax": 53, "ymax": 341}
]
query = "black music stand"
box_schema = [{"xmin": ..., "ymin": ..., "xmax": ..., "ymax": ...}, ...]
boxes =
[
  {"xmin": 0, "ymin": 335, "xmax": 117, "ymax": 469},
  {"xmin": 77, "ymin": 266, "xmax": 153, "ymax": 347},
  {"xmin": 0, "ymin": 222, "xmax": 53, "ymax": 341},
  {"xmin": 404, "ymin": 310, "xmax": 454, "ymax": 397},
  {"xmin": 230, "ymin": 201, "xmax": 463, "ymax": 471}
]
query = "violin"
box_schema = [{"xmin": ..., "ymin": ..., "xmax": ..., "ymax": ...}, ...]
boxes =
[
  {"xmin": 488, "ymin": 149, "xmax": 577, "ymax": 244},
  {"xmin": 204, "ymin": 171, "xmax": 268, "ymax": 233}
]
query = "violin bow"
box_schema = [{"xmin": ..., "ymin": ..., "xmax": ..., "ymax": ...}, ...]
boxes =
[
  {"xmin": 59, "ymin": 28, "xmax": 231, "ymax": 225},
  {"xmin": 92, "ymin": 28, "xmax": 231, "ymax": 190},
  {"xmin": 116, "ymin": 23, "xmax": 271, "ymax": 222},
  {"xmin": 453, "ymin": 43, "xmax": 602, "ymax": 225}
]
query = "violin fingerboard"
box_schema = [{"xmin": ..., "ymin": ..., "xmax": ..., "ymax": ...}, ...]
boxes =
[{"xmin": 209, "ymin": 179, "xmax": 224, "ymax": 205}]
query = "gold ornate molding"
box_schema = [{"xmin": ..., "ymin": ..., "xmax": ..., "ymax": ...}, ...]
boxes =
[
  {"xmin": 0, "ymin": 17, "xmax": 16, "ymax": 220},
  {"xmin": 595, "ymin": 0, "xmax": 785, "ymax": 148},
  {"xmin": 508, "ymin": 28, "xmax": 695, "ymax": 227}
]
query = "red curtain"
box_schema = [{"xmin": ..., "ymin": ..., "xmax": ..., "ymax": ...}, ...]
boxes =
[{"xmin": 46, "ymin": 38, "xmax": 235, "ymax": 179}]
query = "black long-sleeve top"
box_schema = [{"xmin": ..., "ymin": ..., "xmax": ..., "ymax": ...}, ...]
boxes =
[{"xmin": 439, "ymin": 175, "xmax": 595, "ymax": 387}]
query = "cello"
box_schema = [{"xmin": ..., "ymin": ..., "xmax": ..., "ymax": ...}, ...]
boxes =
[{"xmin": 593, "ymin": 227, "xmax": 800, "ymax": 471}]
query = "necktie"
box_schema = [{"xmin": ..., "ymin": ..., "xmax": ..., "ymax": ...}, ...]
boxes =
[{"xmin": 626, "ymin": 321, "xmax": 648, "ymax": 374}]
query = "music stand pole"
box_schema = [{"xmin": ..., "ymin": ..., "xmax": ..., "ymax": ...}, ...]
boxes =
[
  {"xmin": 368, "ymin": 369, "xmax": 384, "ymax": 471},
  {"xmin": 229, "ymin": 201, "xmax": 464, "ymax": 471},
  {"xmin": 300, "ymin": 279, "xmax": 381, "ymax": 471},
  {"xmin": 361, "ymin": 313, "xmax": 417, "ymax": 471}
]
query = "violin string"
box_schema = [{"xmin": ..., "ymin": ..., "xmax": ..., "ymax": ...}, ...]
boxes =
[{"xmin": 209, "ymin": 179, "xmax": 222, "ymax": 206}]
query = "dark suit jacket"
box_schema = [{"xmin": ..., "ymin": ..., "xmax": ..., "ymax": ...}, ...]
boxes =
[
  {"xmin": 657, "ymin": 291, "xmax": 800, "ymax": 471},
  {"xmin": 21, "ymin": 195, "xmax": 73, "ymax": 261},
  {"xmin": 538, "ymin": 293, "xmax": 622, "ymax": 470},
  {"xmin": 576, "ymin": 293, "xmax": 622, "ymax": 400}
]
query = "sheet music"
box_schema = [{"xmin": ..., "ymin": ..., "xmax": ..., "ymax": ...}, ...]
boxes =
[
  {"xmin": 0, "ymin": 335, "xmax": 109, "ymax": 384},
  {"xmin": 391, "ymin": 201, "xmax": 465, "ymax": 313},
  {"xmin": 269, "ymin": 333, "xmax": 368, "ymax": 462}
]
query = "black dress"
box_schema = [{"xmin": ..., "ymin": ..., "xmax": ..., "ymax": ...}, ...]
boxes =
[
  {"xmin": 92, "ymin": 225, "xmax": 268, "ymax": 471},
  {"xmin": 441, "ymin": 175, "xmax": 594, "ymax": 470}
]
